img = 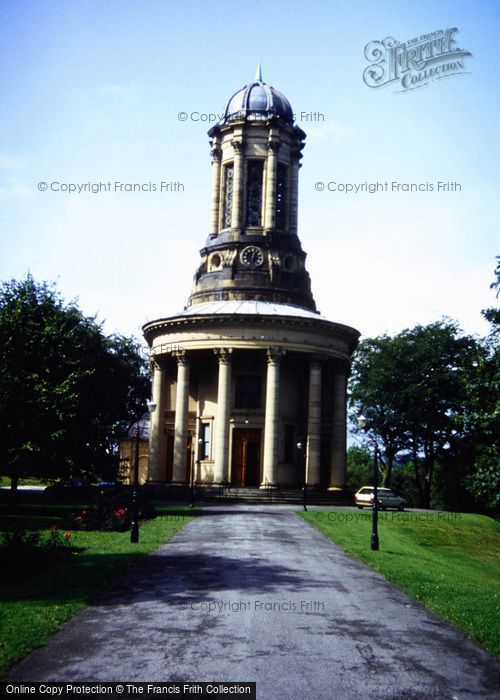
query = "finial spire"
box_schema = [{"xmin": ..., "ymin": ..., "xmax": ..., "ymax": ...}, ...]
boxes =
[{"xmin": 255, "ymin": 62, "xmax": 263, "ymax": 82}]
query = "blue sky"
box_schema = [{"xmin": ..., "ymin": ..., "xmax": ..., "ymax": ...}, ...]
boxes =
[{"xmin": 1, "ymin": 0, "xmax": 498, "ymax": 346}]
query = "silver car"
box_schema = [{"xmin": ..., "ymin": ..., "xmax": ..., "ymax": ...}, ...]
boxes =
[{"xmin": 355, "ymin": 486, "xmax": 406, "ymax": 511}]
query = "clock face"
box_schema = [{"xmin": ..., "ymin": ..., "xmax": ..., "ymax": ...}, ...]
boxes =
[{"xmin": 240, "ymin": 245, "xmax": 264, "ymax": 268}]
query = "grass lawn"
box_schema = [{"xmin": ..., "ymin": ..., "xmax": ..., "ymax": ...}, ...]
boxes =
[
  {"xmin": 299, "ymin": 509, "xmax": 500, "ymax": 656},
  {"xmin": 0, "ymin": 503, "xmax": 198, "ymax": 677},
  {"xmin": 0, "ymin": 477, "xmax": 47, "ymax": 487}
]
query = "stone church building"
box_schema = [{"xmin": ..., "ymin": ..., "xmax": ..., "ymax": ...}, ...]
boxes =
[{"xmin": 134, "ymin": 70, "xmax": 359, "ymax": 491}]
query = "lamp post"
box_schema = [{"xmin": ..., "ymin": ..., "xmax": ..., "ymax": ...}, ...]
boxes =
[
  {"xmin": 297, "ymin": 439, "xmax": 307, "ymax": 511},
  {"xmin": 130, "ymin": 417, "xmax": 141, "ymax": 543},
  {"xmin": 190, "ymin": 433, "xmax": 203, "ymax": 508},
  {"xmin": 357, "ymin": 415, "xmax": 379, "ymax": 551},
  {"xmin": 130, "ymin": 399, "xmax": 156, "ymax": 544}
]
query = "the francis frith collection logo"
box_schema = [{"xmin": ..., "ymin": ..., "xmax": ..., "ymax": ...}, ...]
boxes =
[{"xmin": 363, "ymin": 28, "xmax": 472, "ymax": 92}]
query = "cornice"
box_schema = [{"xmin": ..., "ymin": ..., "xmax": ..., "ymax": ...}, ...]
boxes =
[{"xmin": 143, "ymin": 312, "xmax": 360, "ymax": 351}]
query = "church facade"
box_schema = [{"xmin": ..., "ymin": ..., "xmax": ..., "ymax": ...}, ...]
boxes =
[{"xmin": 142, "ymin": 70, "xmax": 360, "ymax": 490}]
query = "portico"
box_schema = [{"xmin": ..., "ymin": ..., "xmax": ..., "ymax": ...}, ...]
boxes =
[{"xmin": 143, "ymin": 302, "xmax": 357, "ymax": 489}]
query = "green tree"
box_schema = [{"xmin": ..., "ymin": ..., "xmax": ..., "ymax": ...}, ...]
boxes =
[
  {"xmin": 464, "ymin": 257, "xmax": 500, "ymax": 511},
  {"xmin": 482, "ymin": 256, "xmax": 500, "ymax": 330},
  {"xmin": 348, "ymin": 335, "xmax": 408, "ymax": 487},
  {"xmin": 346, "ymin": 445, "xmax": 372, "ymax": 493},
  {"xmin": 350, "ymin": 321, "xmax": 481, "ymax": 508},
  {"xmin": 0, "ymin": 276, "xmax": 150, "ymax": 494}
]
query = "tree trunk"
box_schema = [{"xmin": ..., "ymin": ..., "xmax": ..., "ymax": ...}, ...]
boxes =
[
  {"xmin": 422, "ymin": 442, "xmax": 435, "ymax": 509},
  {"xmin": 9, "ymin": 474, "xmax": 19, "ymax": 510},
  {"xmin": 412, "ymin": 438, "xmax": 424, "ymax": 506},
  {"xmin": 382, "ymin": 449, "xmax": 394, "ymax": 487}
]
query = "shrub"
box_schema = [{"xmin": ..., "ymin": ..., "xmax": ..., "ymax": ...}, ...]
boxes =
[
  {"xmin": 63, "ymin": 503, "xmax": 130, "ymax": 532},
  {"xmin": 62, "ymin": 492, "xmax": 155, "ymax": 532},
  {"xmin": 0, "ymin": 526, "xmax": 73, "ymax": 582}
]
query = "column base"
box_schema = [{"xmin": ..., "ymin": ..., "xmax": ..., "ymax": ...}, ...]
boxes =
[
  {"xmin": 259, "ymin": 482, "xmax": 278, "ymax": 489},
  {"xmin": 169, "ymin": 480, "xmax": 190, "ymax": 487},
  {"xmin": 327, "ymin": 486, "xmax": 345, "ymax": 491}
]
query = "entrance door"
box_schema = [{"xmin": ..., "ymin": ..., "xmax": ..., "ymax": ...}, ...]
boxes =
[{"xmin": 231, "ymin": 429, "xmax": 261, "ymax": 486}]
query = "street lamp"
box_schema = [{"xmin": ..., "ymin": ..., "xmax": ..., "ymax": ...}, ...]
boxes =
[
  {"xmin": 357, "ymin": 414, "xmax": 379, "ymax": 551},
  {"xmin": 191, "ymin": 434, "xmax": 203, "ymax": 508},
  {"xmin": 130, "ymin": 417, "xmax": 141, "ymax": 544},
  {"xmin": 130, "ymin": 399, "xmax": 156, "ymax": 544},
  {"xmin": 297, "ymin": 439, "xmax": 307, "ymax": 511}
]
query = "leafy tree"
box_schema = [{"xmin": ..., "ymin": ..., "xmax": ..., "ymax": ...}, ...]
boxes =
[
  {"xmin": 346, "ymin": 445, "xmax": 372, "ymax": 492},
  {"xmin": 0, "ymin": 276, "xmax": 150, "ymax": 494},
  {"xmin": 482, "ymin": 256, "xmax": 500, "ymax": 330},
  {"xmin": 390, "ymin": 460, "xmax": 421, "ymax": 508},
  {"xmin": 350, "ymin": 321, "xmax": 481, "ymax": 508},
  {"xmin": 464, "ymin": 257, "xmax": 500, "ymax": 511},
  {"xmin": 348, "ymin": 335, "xmax": 408, "ymax": 487},
  {"xmin": 399, "ymin": 322, "xmax": 480, "ymax": 508}
]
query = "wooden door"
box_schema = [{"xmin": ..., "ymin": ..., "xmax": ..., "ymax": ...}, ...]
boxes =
[{"xmin": 231, "ymin": 429, "xmax": 261, "ymax": 486}]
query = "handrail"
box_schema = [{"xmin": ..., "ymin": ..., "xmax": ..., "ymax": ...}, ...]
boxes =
[
  {"xmin": 218, "ymin": 479, "xmax": 232, "ymax": 500},
  {"xmin": 264, "ymin": 478, "xmax": 277, "ymax": 503}
]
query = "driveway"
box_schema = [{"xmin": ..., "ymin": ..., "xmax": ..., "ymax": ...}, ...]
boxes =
[{"xmin": 8, "ymin": 505, "xmax": 500, "ymax": 699}]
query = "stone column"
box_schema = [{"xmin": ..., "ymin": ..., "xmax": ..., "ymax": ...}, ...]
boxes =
[
  {"xmin": 148, "ymin": 360, "xmax": 166, "ymax": 482},
  {"xmin": 261, "ymin": 348, "xmax": 283, "ymax": 487},
  {"xmin": 289, "ymin": 157, "xmax": 300, "ymax": 236},
  {"xmin": 213, "ymin": 348, "xmax": 232, "ymax": 483},
  {"xmin": 172, "ymin": 351, "xmax": 190, "ymax": 484},
  {"xmin": 210, "ymin": 143, "xmax": 222, "ymax": 236},
  {"xmin": 306, "ymin": 358, "xmax": 322, "ymax": 486},
  {"xmin": 329, "ymin": 363, "xmax": 348, "ymax": 489},
  {"xmin": 264, "ymin": 140, "xmax": 279, "ymax": 231},
  {"xmin": 230, "ymin": 139, "xmax": 243, "ymax": 230}
]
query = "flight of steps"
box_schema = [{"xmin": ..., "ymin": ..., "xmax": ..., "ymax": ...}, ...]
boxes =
[{"xmin": 142, "ymin": 483, "xmax": 353, "ymax": 506}]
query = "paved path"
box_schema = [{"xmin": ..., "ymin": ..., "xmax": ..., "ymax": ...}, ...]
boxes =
[{"xmin": 8, "ymin": 505, "xmax": 500, "ymax": 699}]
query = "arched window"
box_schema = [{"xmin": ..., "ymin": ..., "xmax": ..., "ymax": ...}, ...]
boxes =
[
  {"xmin": 246, "ymin": 160, "xmax": 264, "ymax": 227},
  {"xmin": 222, "ymin": 164, "xmax": 234, "ymax": 229},
  {"xmin": 276, "ymin": 163, "xmax": 288, "ymax": 230}
]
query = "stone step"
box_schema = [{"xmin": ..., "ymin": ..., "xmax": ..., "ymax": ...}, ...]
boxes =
[{"xmin": 140, "ymin": 484, "xmax": 353, "ymax": 506}]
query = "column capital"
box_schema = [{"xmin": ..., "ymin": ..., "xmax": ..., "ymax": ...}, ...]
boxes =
[
  {"xmin": 211, "ymin": 146, "xmax": 222, "ymax": 163},
  {"xmin": 231, "ymin": 139, "xmax": 243, "ymax": 154},
  {"xmin": 267, "ymin": 138, "xmax": 280, "ymax": 153},
  {"xmin": 150, "ymin": 357, "xmax": 164, "ymax": 372},
  {"xmin": 267, "ymin": 347, "xmax": 286, "ymax": 364},
  {"xmin": 214, "ymin": 347, "xmax": 233, "ymax": 364},
  {"xmin": 173, "ymin": 349, "xmax": 188, "ymax": 365}
]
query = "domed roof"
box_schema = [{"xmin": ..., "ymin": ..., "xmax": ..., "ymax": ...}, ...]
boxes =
[
  {"xmin": 221, "ymin": 65, "xmax": 294, "ymax": 126},
  {"xmin": 173, "ymin": 300, "xmax": 324, "ymax": 320}
]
